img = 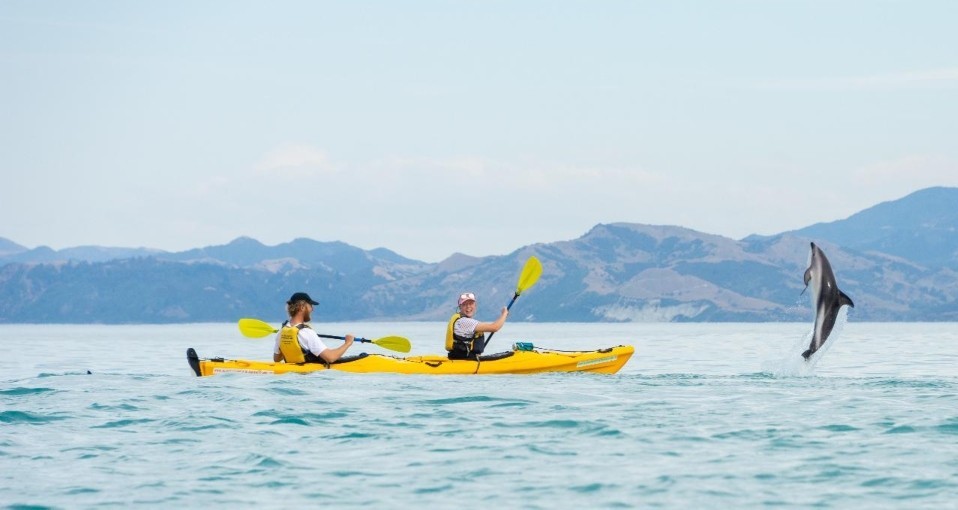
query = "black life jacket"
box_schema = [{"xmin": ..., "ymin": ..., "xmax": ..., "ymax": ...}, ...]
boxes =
[{"xmin": 445, "ymin": 312, "xmax": 485, "ymax": 359}]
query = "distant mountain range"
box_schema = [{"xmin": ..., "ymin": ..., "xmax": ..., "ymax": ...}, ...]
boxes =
[{"xmin": 2, "ymin": 187, "xmax": 956, "ymax": 323}]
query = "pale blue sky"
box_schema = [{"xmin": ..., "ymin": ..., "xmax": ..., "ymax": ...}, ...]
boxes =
[{"xmin": 3, "ymin": 1, "xmax": 956, "ymax": 262}]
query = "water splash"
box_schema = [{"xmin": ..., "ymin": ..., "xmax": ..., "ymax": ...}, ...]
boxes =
[{"xmin": 763, "ymin": 308, "xmax": 849, "ymax": 377}]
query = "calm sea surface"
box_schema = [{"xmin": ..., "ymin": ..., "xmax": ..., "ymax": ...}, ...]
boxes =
[{"xmin": 2, "ymin": 321, "xmax": 957, "ymax": 509}]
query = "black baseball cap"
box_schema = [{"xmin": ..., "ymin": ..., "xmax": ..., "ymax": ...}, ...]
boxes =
[{"xmin": 287, "ymin": 292, "xmax": 319, "ymax": 305}]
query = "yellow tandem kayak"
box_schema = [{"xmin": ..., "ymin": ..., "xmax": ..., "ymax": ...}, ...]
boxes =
[{"xmin": 186, "ymin": 344, "xmax": 634, "ymax": 377}]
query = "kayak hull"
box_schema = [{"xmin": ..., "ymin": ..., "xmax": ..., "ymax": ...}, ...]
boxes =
[{"xmin": 187, "ymin": 345, "xmax": 634, "ymax": 377}]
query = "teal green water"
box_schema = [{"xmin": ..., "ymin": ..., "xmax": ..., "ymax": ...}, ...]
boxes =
[{"xmin": 2, "ymin": 322, "xmax": 957, "ymax": 508}]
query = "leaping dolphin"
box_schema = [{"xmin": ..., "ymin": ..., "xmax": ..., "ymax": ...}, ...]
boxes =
[{"xmin": 801, "ymin": 242, "xmax": 854, "ymax": 360}]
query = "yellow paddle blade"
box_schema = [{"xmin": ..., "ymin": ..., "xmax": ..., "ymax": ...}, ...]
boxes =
[
  {"xmin": 516, "ymin": 256, "xmax": 542, "ymax": 295},
  {"xmin": 372, "ymin": 335, "xmax": 412, "ymax": 353},
  {"xmin": 238, "ymin": 318, "xmax": 278, "ymax": 338}
]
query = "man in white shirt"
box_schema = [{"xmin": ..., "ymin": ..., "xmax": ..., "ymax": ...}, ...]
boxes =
[{"xmin": 273, "ymin": 292, "xmax": 355, "ymax": 363}]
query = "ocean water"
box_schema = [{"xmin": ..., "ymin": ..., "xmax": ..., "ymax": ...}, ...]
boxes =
[{"xmin": 2, "ymin": 321, "xmax": 957, "ymax": 509}]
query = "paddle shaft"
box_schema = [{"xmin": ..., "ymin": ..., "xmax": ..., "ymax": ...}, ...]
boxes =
[
  {"xmin": 317, "ymin": 333, "xmax": 374, "ymax": 344},
  {"xmin": 483, "ymin": 292, "xmax": 520, "ymax": 345},
  {"xmin": 482, "ymin": 256, "xmax": 542, "ymax": 349}
]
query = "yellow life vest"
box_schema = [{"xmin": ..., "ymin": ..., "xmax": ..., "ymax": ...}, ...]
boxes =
[
  {"xmin": 445, "ymin": 312, "xmax": 484, "ymax": 353},
  {"xmin": 279, "ymin": 324, "xmax": 307, "ymax": 363}
]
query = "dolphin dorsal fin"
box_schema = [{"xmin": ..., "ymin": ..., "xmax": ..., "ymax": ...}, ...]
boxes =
[{"xmin": 839, "ymin": 290, "xmax": 854, "ymax": 308}]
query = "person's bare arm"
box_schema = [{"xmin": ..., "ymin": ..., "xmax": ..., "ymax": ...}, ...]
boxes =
[
  {"xmin": 320, "ymin": 335, "xmax": 355, "ymax": 362},
  {"xmin": 475, "ymin": 307, "xmax": 509, "ymax": 333}
]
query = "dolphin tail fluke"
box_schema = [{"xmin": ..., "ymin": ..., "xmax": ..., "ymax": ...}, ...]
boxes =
[{"xmin": 839, "ymin": 290, "xmax": 854, "ymax": 308}]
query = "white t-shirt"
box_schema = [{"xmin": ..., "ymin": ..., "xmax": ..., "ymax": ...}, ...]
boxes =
[
  {"xmin": 273, "ymin": 325, "xmax": 329, "ymax": 357},
  {"xmin": 454, "ymin": 316, "xmax": 481, "ymax": 338}
]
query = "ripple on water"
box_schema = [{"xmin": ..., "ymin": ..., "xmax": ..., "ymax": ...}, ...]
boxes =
[
  {"xmin": 163, "ymin": 415, "xmax": 238, "ymax": 432},
  {"xmin": 0, "ymin": 387, "xmax": 57, "ymax": 397},
  {"xmin": 267, "ymin": 386, "xmax": 311, "ymax": 396},
  {"xmin": 818, "ymin": 424, "xmax": 861, "ymax": 432},
  {"xmin": 864, "ymin": 378, "xmax": 954, "ymax": 389},
  {"xmin": 0, "ymin": 410, "xmax": 68, "ymax": 425},
  {"xmin": 527, "ymin": 444, "xmax": 577, "ymax": 456},
  {"xmin": 885, "ymin": 425, "xmax": 918, "ymax": 434},
  {"xmin": 712, "ymin": 428, "xmax": 781, "ymax": 441},
  {"xmin": 518, "ymin": 419, "xmax": 580, "ymax": 429},
  {"xmin": 936, "ymin": 419, "xmax": 958, "ymax": 435},
  {"xmin": 91, "ymin": 418, "xmax": 157, "ymax": 429},
  {"xmin": 421, "ymin": 395, "xmax": 503, "ymax": 405},
  {"xmin": 327, "ymin": 431, "xmax": 377, "ymax": 441},
  {"xmin": 413, "ymin": 484, "xmax": 453, "ymax": 494},
  {"xmin": 89, "ymin": 402, "xmax": 141, "ymax": 412},
  {"xmin": 570, "ymin": 482, "xmax": 609, "ymax": 493},
  {"xmin": 252, "ymin": 410, "xmax": 349, "ymax": 426}
]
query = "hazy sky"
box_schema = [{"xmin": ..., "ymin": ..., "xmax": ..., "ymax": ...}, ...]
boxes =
[{"xmin": 3, "ymin": 1, "xmax": 956, "ymax": 262}]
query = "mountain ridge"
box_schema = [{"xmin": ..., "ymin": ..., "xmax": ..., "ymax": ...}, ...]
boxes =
[{"xmin": 1, "ymin": 187, "xmax": 956, "ymax": 323}]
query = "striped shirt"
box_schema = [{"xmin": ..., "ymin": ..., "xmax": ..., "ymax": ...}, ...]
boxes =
[{"xmin": 453, "ymin": 316, "xmax": 480, "ymax": 338}]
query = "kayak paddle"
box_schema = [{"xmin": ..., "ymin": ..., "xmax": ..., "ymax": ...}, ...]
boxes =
[
  {"xmin": 237, "ymin": 317, "xmax": 411, "ymax": 353},
  {"xmin": 484, "ymin": 255, "xmax": 542, "ymax": 347}
]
